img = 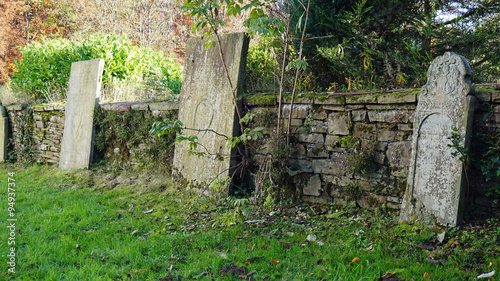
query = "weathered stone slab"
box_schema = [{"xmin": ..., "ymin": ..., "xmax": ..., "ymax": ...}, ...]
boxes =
[
  {"xmin": 346, "ymin": 94, "xmax": 377, "ymax": 104},
  {"xmin": 386, "ymin": 141, "xmax": 411, "ymax": 168},
  {"xmin": 304, "ymin": 175, "xmax": 322, "ymax": 196},
  {"xmin": 306, "ymin": 144, "xmax": 329, "ymax": 158},
  {"xmin": 100, "ymin": 102, "xmax": 134, "ymax": 111},
  {"xmin": 0, "ymin": 107, "xmax": 8, "ymax": 162},
  {"xmin": 305, "ymin": 120, "xmax": 328, "ymax": 133},
  {"xmin": 149, "ymin": 102, "xmax": 179, "ymax": 111},
  {"xmin": 173, "ymin": 33, "xmax": 249, "ymax": 186},
  {"xmin": 327, "ymin": 112, "xmax": 351, "ymax": 135},
  {"xmin": 400, "ymin": 52, "xmax": 475, "ymax": 227},
  {"xmin": 131, "ymin": 103, "xmax": 149, "ymax": 111},
  {"xmin": 377, "ymin": 93, "xmax": 417, "ymax": 104},
  {"xmin": 298, "ymin": 133, "xmax": 324, "ymax": 144},
  {"xmin": 351, "ymin": 110, "xmax": 367, "ymax": 121},
  {"xmin": 282, "ymin": 104, "xmax": 310, "ymax": 118},
  {"xmin": 367, "ymin": 110, "xmax": 411, "ymax": 123},
  {"xmin": 313, "ymin": 94, "xmax": 344, "ymax": 105},
  {"xmin": 59, "ymin": 59, "xmax": 104, "ymax": 170},
  {"xmin": 290, "ymin": 159, "xmax": 313, "ymax": 173}
]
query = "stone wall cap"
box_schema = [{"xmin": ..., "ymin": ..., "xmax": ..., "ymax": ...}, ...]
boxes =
[
  {"xmin": 149, "ymin": 102, "xmax": 179, "ymax": 111},
  {"xmin": 6, "ymin": 104, "xmax": 23, "ymax": 111},
  {"xmin": 131, "ymin": 103, "xmax": 149, "ymax": 111},
  {"xmin": 100, "ymin": 102, "xmax": 134, "ymax": 111}
]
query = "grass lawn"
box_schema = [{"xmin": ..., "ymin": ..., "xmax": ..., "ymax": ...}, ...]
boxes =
[{"xmin": 0, "ymin": 164, "xmax": 498, "ymax": 280}]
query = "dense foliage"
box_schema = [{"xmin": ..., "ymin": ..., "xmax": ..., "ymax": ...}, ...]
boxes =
[
  {"xmin": 12, "ymin": 34, "xmax": 182, "ymax": 102},
  {"xmin": 276, "ymin": 0, "xmax": 500, "ymax": 91}
]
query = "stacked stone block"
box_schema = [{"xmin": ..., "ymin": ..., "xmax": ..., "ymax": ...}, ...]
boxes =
[
  {"xmin": 5, "ymin": 102, "xmax": 178, "ymax": 165},
  {"xmin": 33, "ymin": 104, "xmax": 65, "ymax": 163},
  {"xmin": 248, "ymin": 89, "xmax": 500, "ymax": 210},
  {"xmin": 250, "ymin": 92, "xmax": 417, "ymax": 209}
]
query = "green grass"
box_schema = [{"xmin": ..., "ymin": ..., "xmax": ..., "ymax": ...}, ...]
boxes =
[{"xmin": 0, "ymin": 164, "xmax": 499, "ymax": 280}]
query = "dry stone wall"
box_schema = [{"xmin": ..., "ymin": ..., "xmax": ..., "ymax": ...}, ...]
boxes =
[
  {"xmin": 5, "ymin": 102, "xmax": 178, "ymax": 166},
  {"xmin": 247, "ymin": 88, "xmax": 500, "ymax": 210},
  {"xmin": 3, "ymin": 87, "xmax": 500, "ymax": 211}
]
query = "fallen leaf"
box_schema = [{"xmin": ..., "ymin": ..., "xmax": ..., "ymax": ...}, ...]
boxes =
[
  {"xmin": 437, "ymin": 231, "xmax": 446, "ymax": 243},
  {"xmin": 423, "ymin": 272, "xmax": 430, "ymax": 278},
  {"xmin": 131, "ymin": 229, "xmax": 138, "ymax": 235},
  {"xmin": 321, "ymin": 268, "xmax": 327, "ymax": 272},
  {"xmin": 325, "ymin": 211, "xmax": 344, "ymax": 219},
  {"xmin": 350, "ymin": 257, "xmax": 360, "ymax": 264},
  {"xmin": 380, "ymin": 273, "xmax": 393, "ymax": 279},
  {"xmin": 273, "ymin": 259, "xmax": 279, "ymax": 265},
  {"xmin": 354, "ymin": 230, "xmax": 364, "ymax": 236},
  {"xmin": 306, "ymin": 234, "xmax": 317, "ymax": 242},
  {"xmin": 477, "ymin": 270, "xmax": 495, "ymax": 279},
  {"xmin": 143, "ymin": 209, "xmax": 154, "ymax": 214}
]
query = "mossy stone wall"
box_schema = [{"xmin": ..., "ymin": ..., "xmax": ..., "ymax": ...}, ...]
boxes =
[
  {"xmin": 247, "ymin": 89, "xmax": 500, "ymax": 210},
  {"xmin": 5, "ymin": 102, "xmax": 178, "ymax": 169}
]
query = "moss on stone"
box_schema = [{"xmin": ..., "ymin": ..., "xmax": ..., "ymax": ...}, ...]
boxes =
[{"xmin": 245, "ymin": 92, "xmax": 277, "ymax": 105}]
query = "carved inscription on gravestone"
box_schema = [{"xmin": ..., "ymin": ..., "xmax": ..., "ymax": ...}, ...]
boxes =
[
  {"xmin": 173, "ymin": 33, "xmax": 249, "ymax": 186},
  {"xmin": 59, "ymin": 59, "xmax": 104, "ymax": 170},
  {"xmin": 400, "ymin": 52, "xmax": 475, "ymax": 226}
]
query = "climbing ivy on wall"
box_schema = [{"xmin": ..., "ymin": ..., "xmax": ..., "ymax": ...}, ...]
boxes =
[{"xmin": 93, "ymin": 107, "xmax": 177, "ymax": 172}]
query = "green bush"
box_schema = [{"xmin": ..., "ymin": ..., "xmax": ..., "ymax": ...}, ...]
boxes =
[
  {"xmin": 12, "ymin": 34, "xmax": 182, "ymax": 102},
  {"xmin": 245, "ymin": 39, "xmax": 279, "ymax": 94},
  {"xmin": 244, "ymin": 38, "xmax": 313, "ymax": 95}
]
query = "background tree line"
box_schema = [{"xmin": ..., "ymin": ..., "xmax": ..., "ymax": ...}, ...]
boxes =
[{"xmin": 0, "ymin": 0, "xmax": 499, "ymax": 91}]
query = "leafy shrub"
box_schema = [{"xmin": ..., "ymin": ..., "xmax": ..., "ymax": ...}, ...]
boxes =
[
  {"xmin": 245, "ymin": 39, "xmax": 279, "ymax": 94},
  {"xmin": 472, "ymin": 127, "xmax": 500, "ymax": 204},
  {"xmin": 245, "ymin": 38, "xmax": 315, "ymax": 95},
  {"xmin": 12, "ymin": 34, "xmax": 182, "ymax": 102}
]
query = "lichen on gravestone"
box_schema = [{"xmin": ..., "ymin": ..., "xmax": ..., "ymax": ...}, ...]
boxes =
[
  {"xmin": 400, "ymin": 52, "xmax": 475, "ymax": 227},
  {"xmin": 173, "ymin": 33, "xmax": 249, "ymax": 187},
  {"xmin": 59, "ymin": 59, "xmax": 104, "ymax": 170}
]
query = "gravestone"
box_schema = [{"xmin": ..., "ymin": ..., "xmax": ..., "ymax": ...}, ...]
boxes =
[
  {"xmin": 0, "ymin": 106, "xmax": 8, "ymax": 162},
  {"xmin": 173, "ymin": 32, "xmax": 249, "ymax": 186},
  {"xmin": 59, "ymin": 59, "xmax": 104, "ymax": 170},
  {"xmin": 400, "ymin": 52, "xmax": 475, "ymax": 226}
]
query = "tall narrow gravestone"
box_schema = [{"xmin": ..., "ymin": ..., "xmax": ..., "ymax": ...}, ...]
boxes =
[
  {"xmin": 59, "ymin": 59, "xmax": 104, "ymax": 170},
  {"xmin": 0, "ymin": 106, "xmax": 8, "ymax": 162},
  {"xmin": 400, "ymin": 52, "xmax": 475, "ymax": 226},
  {"xmin": 173, "ymin": 33, "xmax": 249, "ymax": 186}
]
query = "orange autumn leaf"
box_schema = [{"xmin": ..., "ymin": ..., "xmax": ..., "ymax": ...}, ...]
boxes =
[
  {"xmin": 273, "ymin": 259, "xmax": 279, "ymax": 265},
  {"xmin": 350, "ymin": 257, "xmax": 360, "ymax": 264},
  {"xmin": 424, "ymin": 272, "xmax": 430, "ymax": 278}
]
